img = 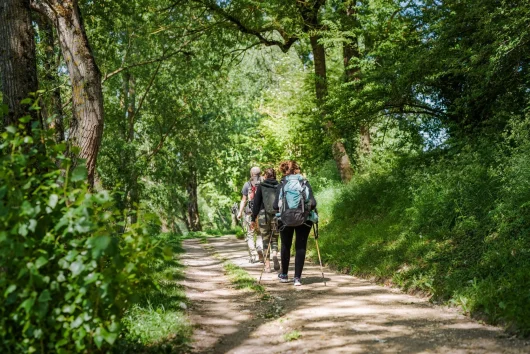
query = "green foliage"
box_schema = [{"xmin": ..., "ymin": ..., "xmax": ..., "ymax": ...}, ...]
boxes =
[
  {"xmin": 12, "ymin": 0, "xmax": 530, "ymax": 346},
  {"xmin": 223, "ymin": 262, "xmax": 265, "ymax": 294},
  {"xmin": 283, "ymin": 330, "xmax": 301, "ymax": 342},
  {"xmin": 316, "ymin": 131, "xmax": 530, "ymax": 335},
  {"xmin": 0, "ymin": 120, "xmax": 158, "ymax": 352},
  {"xmin": 118, "ymin": 233, "xmax": 191, "ymax": 353}
]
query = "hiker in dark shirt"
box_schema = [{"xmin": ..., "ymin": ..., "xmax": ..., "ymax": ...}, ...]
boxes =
[
  {"xmin": 251, "ymin": 168, "xmax": 280, "ymax": 272},
  {"xmin": 273, "ymin": 160, "xmax": 317, "ymax": 286}
]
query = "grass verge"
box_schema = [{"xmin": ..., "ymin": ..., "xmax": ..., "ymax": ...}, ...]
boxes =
[
  {"xmin": 116, "ymin": 233, "xmax": 192, "ymax": 353},
  {"xmin": 312, "ymin": 148, "xmax": 530, "ymax": 336}
]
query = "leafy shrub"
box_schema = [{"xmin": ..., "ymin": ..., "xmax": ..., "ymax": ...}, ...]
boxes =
[
  {"xmin": 118, "ymin": 233, "xmax": 191, "ymax": 353},
  {"xmin": 0, "ymin": 117, "xmax": 158, "ymax": 352},
  {"xmin": 315, "ymin": 137, "xmax": 530, "ymax": 335}
]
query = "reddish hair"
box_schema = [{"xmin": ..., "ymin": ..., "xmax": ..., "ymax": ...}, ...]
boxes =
[{"xmin": 279, "ymin": 160, "xmax": 300, "ymax": 176}]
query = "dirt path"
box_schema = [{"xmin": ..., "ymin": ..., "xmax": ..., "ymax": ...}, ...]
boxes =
[{"xmin": 181, "ymin": 236, "xmax": 528, "ymax": 353}]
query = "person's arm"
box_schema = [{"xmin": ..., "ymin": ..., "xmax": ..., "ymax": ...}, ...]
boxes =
[
  {"xmin": 237, "ymin": 195, "xmax": 247, "ymax": 219},
  {"xmin": 305, "ymin": 181, "xmax": 317, "ymax": 210},
  {"xmin": 237, "ymin": 182, "xmax": 249, "ymax": 219}
]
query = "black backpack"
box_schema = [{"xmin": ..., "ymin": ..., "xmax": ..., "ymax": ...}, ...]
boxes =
[{"xmin": 260, "ymin": 179, "xmax": 278, "ymax": 217}]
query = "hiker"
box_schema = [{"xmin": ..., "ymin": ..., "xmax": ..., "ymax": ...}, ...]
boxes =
[
  {"xmin": 237, "ymin": 166, "xmax": 264, "ymax": 263},
  {"xmin": 274, "ymin": 160, "xmax": 317, "ymax": 286},
  {"xmin": 251, "ymin": 168, "xmax": 280, "ymax": 273}
]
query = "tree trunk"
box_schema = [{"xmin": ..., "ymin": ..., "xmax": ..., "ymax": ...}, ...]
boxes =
[
  {"xmin": 38, "ymin": 15, "xmax": 65, "ymax": 142},
  {"xmin": 310, "ymin": 35, "xmax": 328, "ymax": 102},
  {"xmin": 310, "ymin": 35, "xmax": 354, "ymax": 182},
  {"xmin": 127, "ymin": 74, "xmax": 136, "ymax": 142},
  {"xmin": 186, "ymin": 170, "xmax": 202, "ymax": 232},
  {"xmin": 129, "ymin": 170, "xmax": 139, "ymax": 225},
  {"xmin": 343, "ymin": 1, "xmax": 371, "ymax": 156},
  {"xmin": 31, "ymin": 0, "xmax": 104, "ymax": 188},
  {"xmin": 359, "ymin": 125, "xmax": 371, "ymax": 154},
  {"xmin": 126, "ymin": 73, "xmax": 139, "ymax": 225},
  {"xmin": 0, "ymin": 0, "xmax": 38, "ymax": 128}
]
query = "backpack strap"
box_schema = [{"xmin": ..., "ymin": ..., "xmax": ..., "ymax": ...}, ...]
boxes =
[{"xmin": 280, "ymin": 182, "xmax": 287, "ymax": 213}]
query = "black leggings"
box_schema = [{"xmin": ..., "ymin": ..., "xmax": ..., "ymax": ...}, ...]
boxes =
[{"xmin": 280, "ymin": 222, "xmax": 312, "ymax": 278}]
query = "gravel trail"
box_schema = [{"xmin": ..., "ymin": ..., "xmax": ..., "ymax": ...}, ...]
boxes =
[{"xmin": 181, "ymin": 236, "xmax": 528, "ymax": 354}]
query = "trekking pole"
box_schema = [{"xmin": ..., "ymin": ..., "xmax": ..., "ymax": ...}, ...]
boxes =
[
  {"xmin": 313, "ymin": 224, "xmax": 326, "ymax": 286},
  {"xmin": 258, "ymin": 231, "xmax": 273, "ymax": 284}
]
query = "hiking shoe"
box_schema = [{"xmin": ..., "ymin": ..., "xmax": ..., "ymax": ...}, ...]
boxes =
[
  {"xmin": 273, "ymin": 256, "xmax": 280, "ymax": 271},
  {"xmin": 278, "ymin": 273, "xmax": 289, "ymax": 283},
  {"xmin": 293, "ymin": 277, "xmax": 302, "ymax": 286},
  {"xmin": 257, "ymin": 249, "xmax": 264, "ymax": 263}
]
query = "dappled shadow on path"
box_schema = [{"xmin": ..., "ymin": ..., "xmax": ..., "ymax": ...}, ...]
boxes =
[{"xmin": 182, "ymin": 236, "xmax": 528, "ymax": 354}]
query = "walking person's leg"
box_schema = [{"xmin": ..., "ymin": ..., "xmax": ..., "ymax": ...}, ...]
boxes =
[
  {"xmin": 255, "ymin": 218, "xmax": 264, "ymax": 262},
  {"xmin": 244, "ymin": 214, "xmax": 257, "ymax": 262},
  {"xmin": 293, "ymin": 223, "xmax": 312, "ymax": 285},
  {"xmin": 279, "ymin": 226, "xmax": 294, "ymax": 282},
  {"xmin": 271, "ymin": 232, "xmax": 280, "ymax": 271},
  {"xmin": 258, "ymin": 212, "xmax": 271, "ymax": 271}
]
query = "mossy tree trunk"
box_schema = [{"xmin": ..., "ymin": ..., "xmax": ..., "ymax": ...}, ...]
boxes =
[
  {"xmin": 31, "ymin": 0, "xmax": 104, "ymax": 188},
  {"xmin": 310, "ymin": 35, "xmax": 354, "ymax": 183},
  {"xmin": 37, "ymin": 15, "xmax": 65, "ymax": 142},
  {"xmin": 186, "ymin": 167, "xmax": 202, "ymax": 232}
]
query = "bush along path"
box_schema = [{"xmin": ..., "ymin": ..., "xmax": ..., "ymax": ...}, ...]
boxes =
[{"xmin": 181, "ymin": 235, "xmax": 529, "ymax": 353}]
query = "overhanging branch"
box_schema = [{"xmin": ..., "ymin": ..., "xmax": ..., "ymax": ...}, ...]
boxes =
[{"xmin": 193, "ymin": 0, "xmax": 298, "ymax": 53}]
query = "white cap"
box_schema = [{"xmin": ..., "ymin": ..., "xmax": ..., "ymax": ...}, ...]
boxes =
[{"xmin": 250, "ymin": 166, "xmax": 261, "ymax": 176}]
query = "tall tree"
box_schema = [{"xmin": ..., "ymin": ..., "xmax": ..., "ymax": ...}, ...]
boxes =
[
  {"xmin": 342, "ymin": 0, "xmax": 370, "ymax": 156},
  {"xmin": 0, "ymin": 0, "xmax": 38, "ymax": 128},
  {"xmin": 194, "ymin": 0, "xmax": 355, "ymax": 182},
  {"xmin": 31, "ymin": 0, "xmax": 104, "ymax": 188},
  {"xmin": 36, "ymin": 15, "xmax": 65, "ymax": 142}
]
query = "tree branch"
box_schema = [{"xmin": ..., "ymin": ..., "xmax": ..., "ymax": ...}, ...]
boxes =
[
  {"xmin": 129, "ymin": 54, "xmax": 165, "ymax": 124},
  {"xmin": 29, "ymin": 0, "xmax": 57, "ymax": 21},
  {"xmin": 144, "ymin": 119, "xmax": 180, "ymax": 162},
  {"xmin": 102, "ymin": 46, "xmax": 192, "ymax": 83},
  {"xmin": 195, "ymin": 0, "xmax": 298, "ymax": 52}
]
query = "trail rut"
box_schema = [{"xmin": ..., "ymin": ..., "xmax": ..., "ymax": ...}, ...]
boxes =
[{"xmin": 181, "ymin": 236, "xmax": 528, "ymax": 353}]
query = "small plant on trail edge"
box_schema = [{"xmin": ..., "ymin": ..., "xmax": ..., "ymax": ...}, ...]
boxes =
[
  {"xmin": 235, "ymin": 228, "xmax": 245, "ymax": 239},
  {"xmin": 223, "ymin": 262, "xmax": 265, "ymax": 294},
  {"xmin": 284, "ymin": 330, "xmax": 301, "ymax": 341}
]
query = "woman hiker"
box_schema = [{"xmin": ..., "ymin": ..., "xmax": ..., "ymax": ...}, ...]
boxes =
[
  {"xmin": 251, "ymin": 168, "xmax": 281, "ymax": 272},
  {"xmin": 274, "ymin": 160, "xmax": 317, "ymax": 286}
]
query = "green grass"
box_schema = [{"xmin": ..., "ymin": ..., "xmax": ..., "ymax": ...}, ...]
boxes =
[
  {"xmin": 116, "ymin": 233, "xmax": 192, "ymax": 353},
  {"xmin": 174, "ymin": 228, "xmax": 241, "ymax": 241},
  {"xmin": 312, "ymin": 144, "xmax": 530, "ymax": 336},
  {"xmin": 283, "ymin": 330, "xmax": 301, "ymax": 341},
  {"xmin": 223, "ymin": 262, "xmax": 266, "ymax": 294}
]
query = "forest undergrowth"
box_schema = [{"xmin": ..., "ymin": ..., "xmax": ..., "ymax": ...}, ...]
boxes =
[
  {"xmin": 312, "ymin": 131, "xmax": 530, "ymax": 336},
  {"xmin": 116, "ymin": 233, "xmax": 192, "ymax": 353}
]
